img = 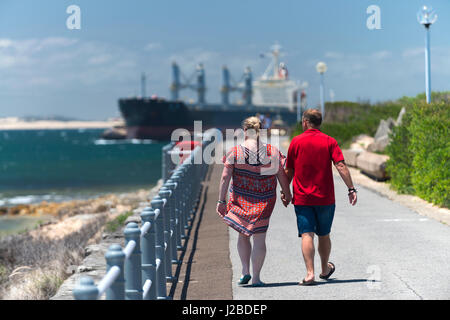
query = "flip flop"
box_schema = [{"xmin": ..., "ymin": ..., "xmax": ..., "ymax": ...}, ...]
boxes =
[
  {"xmin": 298, "ymin": 278, "xmax": 316, "ymax": 286},
  {"xmin": 237, "ymin": 274, "xmax": 251, "ymax": 285},
  {"xmin": 251, "ymin": 281, "xmax": 266, "ymax": 287},
  {"xmin": 319, "ymin": 262, "xmax": 335, "ymax": 280}
]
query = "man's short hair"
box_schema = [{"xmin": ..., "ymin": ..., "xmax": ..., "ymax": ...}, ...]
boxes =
[{"xmin": 303, "ymin": 109, "xmax": 322, "ymax": 127}]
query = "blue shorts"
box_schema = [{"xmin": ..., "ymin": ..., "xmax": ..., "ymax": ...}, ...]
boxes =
[{"xmin": 294, "ymin": 204, "xmax": 336, "ymax": 237}]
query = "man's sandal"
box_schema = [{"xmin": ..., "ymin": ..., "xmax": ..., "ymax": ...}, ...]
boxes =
[{"xmin": 319, "ymin": 262, "xmax": 335, "ymax": 280}]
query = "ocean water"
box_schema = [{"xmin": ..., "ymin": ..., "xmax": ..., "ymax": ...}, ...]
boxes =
[
  {"xmin": 0, "ymin": 129, "xmax": 167, "ymax": 206},
  {"xmin": 0, "ymin": 215, "xmax": 51, "ymax": 237}
]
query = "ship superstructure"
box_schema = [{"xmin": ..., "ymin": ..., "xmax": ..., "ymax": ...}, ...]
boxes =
[{"xmin": 114, "ymin": 44, "xmax": 306, "ymax": 140}]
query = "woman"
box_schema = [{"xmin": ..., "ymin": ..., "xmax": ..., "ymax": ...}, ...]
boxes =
[{"xmin": 216, "ymin": 116, "xmax": 292, "ymax": 286}]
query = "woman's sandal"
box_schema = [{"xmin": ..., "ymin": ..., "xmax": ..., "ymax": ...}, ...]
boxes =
[
  {"xmin": 251, "ymin": 281, "xmax": 266, "ymax": 287},
  {"xmin": 319, "ymin": 262, "xmax": 335, "ymax": 280},
  {"xmin": 237, "ymin": 274, "xmax": 252, "ymax": 285}
]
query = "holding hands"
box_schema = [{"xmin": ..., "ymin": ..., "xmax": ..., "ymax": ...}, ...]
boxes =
[{"xmin": 280, "ymin": 190, "xmax": 292, "ymax": 207}]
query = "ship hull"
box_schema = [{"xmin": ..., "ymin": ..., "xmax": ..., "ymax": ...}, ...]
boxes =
[{"xmin": 119, "ymin": 98, "xmax": 298, "ymax": 140}]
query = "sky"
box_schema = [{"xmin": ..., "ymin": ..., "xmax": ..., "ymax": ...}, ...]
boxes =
[{"xmin": 0, "ymin": 0, "xmax": 449, "ymax": 120}]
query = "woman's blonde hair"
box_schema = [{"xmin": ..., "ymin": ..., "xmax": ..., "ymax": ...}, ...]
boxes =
[{"xmin": 242, "ymin": 116, "xmax": 261, "ymax": 133}]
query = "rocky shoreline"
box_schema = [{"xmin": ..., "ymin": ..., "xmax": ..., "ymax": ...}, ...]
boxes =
[
  {"xmin": 50, "ymin": 181, "xmax": 163, "ymax": 300},
  {"xmin": 0, "ymin": 182, "xmax": 162, "ymax": 300}
]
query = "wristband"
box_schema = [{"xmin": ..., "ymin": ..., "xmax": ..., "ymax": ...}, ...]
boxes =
[
  {"xmin": 348, "ymin": 188, "xmax": 357, "ymax": 195},
  {"xmin": 217, "ymin": 200, "xmax": 226, "ymax": 204}
]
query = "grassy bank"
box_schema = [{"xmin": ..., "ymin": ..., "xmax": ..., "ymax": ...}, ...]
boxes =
[
  {"xmin": 291, "ymin": 101, "xmax": 403, "ymax": 147},
  {"xmin": 0, "ymin": 189, "xmax": 150, "ymax": 299}
]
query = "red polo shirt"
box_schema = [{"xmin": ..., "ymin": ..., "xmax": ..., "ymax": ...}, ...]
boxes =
[{"xmin": 286, "ymin": 129, "xmax": 344, "ymax": 206}]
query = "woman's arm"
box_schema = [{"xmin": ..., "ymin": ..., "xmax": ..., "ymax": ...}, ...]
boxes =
[
  {"xmin": 217, "ymin": 166, "xmax": 233, "ymax": 216},
  {"xmin": 276, "ymin": 168, "xmax": 292, "ymax": 206},
  {"xmin": 218, "ymin": 166, "xmax": 233, "ymax": 201}
]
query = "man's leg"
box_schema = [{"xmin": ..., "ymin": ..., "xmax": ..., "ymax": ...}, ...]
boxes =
[
  {"xmin": 301, "ymin": 232, "xmax": 315, "ymax": 282},
  {"xmin": 316, "ymin": 204, "xmax": 336, "ymax": 277},
  {"xmin": 318, "ymin": 234, "xmax": 332, "ymax": 277},
  {"xmin": 295, "ymin": 206, "xmax": 317, "ymax": 282}
]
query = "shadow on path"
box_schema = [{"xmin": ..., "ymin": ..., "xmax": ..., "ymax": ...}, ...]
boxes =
[{"xmin": 241, "ymin": 278, "xmax": 372, "ymax": 288}]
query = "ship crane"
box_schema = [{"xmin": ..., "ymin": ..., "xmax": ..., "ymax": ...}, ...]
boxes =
[
  {"xmin": 221, "ymin": 66, "xmax": 253, "ymax": 107},
  {"xmin": 170, "ymin": 62, "xmax": 206, "ymax": 104}
]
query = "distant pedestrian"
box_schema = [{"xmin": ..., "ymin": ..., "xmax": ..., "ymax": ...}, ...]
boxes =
[
  {"xmin": 262, "ymin": 113, "xmax": 272, "ymax": 130},
  {"xmin": 217, "ymin": 116, "xmax": 292, "ymax": 286},
  {"xmin": 283, "ymin": 109, "xmax": 357, "ymax": 286}
]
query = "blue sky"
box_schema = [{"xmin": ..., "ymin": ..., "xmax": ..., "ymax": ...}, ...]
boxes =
[{"xmin": 0, "ymin": 0, "xmax": 449, "ymax": 119}]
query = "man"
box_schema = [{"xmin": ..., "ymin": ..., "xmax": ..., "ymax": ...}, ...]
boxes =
[{"xmin": 282, "ymin": 109, "xmax": 357, "ymax": 286}]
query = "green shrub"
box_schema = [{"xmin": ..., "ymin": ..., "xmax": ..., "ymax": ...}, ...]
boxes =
[
  {"xmin": 291, "ymin": 101, "xmax": 403, "ymax": 147},
  {"xmin": 386, "ymin": 102, "xmax": 449, "ymax": 208},
  {"xmin": 105, "ymin": 211, "xmax": 134, "ymax": 233}
]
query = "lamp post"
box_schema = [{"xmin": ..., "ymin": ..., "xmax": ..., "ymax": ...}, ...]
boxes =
[
  {"xmin": 417, "ymin": 6, "xmax": 437, "ymax": 104},
  {"xmin": 316, "ymin": 62, "xmax": 327, "ymax": 116}
]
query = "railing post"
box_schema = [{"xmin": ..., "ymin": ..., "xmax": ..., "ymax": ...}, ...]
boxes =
[
  {"xmin": 187, "ymin": 160, "xmax": 195, "ymax": 224},
  {"xmin": 124, "ymin": 222, "xmax": 143, "ymax": 300},
  {"xmin": 105, "ymin": 244, "xmax": 125, "ymax": 300},
  {"xmin": 140, "ymin": 207, "xmax": 157, "ymax": 300},
  {"xmin": 176, "ymin": 164, "xmax": 188, "ymax": 240},
  {"xmin": 159, "ymin": 187, "xmax": 175, "ymax": 283},
  {"xmin": 73, "ymin": 277, "xmax": 99, "ymax": 300},
  {"xmin": 169, "ymin": 172, "xmax": 183, "ymax": 251},
  {"xmin": 165, "ymin": 179, "xmax": 180, "ymax": 265},
  {"xmin": 151, "ymin": 197, "xmax": 167, "ymax": 299}
]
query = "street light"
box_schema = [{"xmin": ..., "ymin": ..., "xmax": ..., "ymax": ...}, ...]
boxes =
[
  {"xmin": 316, "ymin": 62, "xmax": 327, "ymax": 116},
  {"xmin": 417, "ymin": 5, "xmax": 437, "ymax": 104}
]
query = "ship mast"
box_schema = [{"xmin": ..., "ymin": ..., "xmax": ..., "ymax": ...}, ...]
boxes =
[
  {"xmin": 262, "ymin": 43, "xmax": 282, "ymax": 80},
  {"xmin": 272, "ymin": 43, "xmax": 281, "ymax": 79}
]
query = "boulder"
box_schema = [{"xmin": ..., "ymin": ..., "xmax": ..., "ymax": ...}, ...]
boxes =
[
  {"xmin": 367, "ymin": 135, "xmax": 390, "ymax": 153},
  {"xmin": 342, "ymin": 149, "xmax": 362, "ymax": 167},
  {"xmin": 356, "ymin": 151, "xmax": 390, "ymax": 180},
  {"xmin": 396, "ymin": 107, "xmax": 406, "ymax": 126},
  {"xmin": 374, "ymin": 118, "xmax": 395, "ymax": 140},
  {"xmin": 351, "ymin": 134, "xmax": 375, "ymax": 151}
]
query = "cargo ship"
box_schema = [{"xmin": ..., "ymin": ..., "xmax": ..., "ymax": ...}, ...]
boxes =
[{"xmin": 106, "ymin": 44, "xmax": 308, "ymax": 140}]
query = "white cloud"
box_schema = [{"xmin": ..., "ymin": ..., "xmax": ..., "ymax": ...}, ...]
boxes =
[
  {"xmin": 324, "ymin": 51, "xmax": 344, "ymax": 59},
  {"xmin": 144, "ymin": 42, "xmax": 162, "ymax": 51},
  {"xmin": 370, "ymin": 50, "xmax": 391, "ymax": 60},
  {"xmin": 88, "ymin": 54, "xmax": 113, "ymax": 65},
  {"xmin": 402, "ymin": 47, "xmax": 423, "ymax": 58}
]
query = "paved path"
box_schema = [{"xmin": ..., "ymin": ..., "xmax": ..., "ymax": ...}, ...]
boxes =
[{"xmin": 228, "ymin": 139, "xmax": 450, "ymax": 300}]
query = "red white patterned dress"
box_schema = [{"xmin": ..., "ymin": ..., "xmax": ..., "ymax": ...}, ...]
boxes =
[{"xmin": 222, "ymin": 143, "xmax": 286, "ymax": 236}]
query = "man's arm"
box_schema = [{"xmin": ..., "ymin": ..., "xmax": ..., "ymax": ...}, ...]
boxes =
[
  {"xmin": 334, "ymin": 161, "xmax": 357, "ymax": 206},
  {"xmin": 285, "ymin": 167, "xmax": 294, "ymax": 184}
]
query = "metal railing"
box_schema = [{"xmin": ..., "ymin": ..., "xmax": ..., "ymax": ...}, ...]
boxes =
[
  {"xmin": 72, "ymin": 130, "xmax": 218, "ymax": 300},
  {"xmin": 161, "ymin": 142, "xmax": 176, "ymax": 182}
]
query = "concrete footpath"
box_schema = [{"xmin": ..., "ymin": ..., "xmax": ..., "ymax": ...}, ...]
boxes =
[
  {"xmin": 228, "ymin": 138, "xmax": 450, "ymax": 300},
  {"xmin": 178, "ymin": 138, "xmax": 449, "ymax": 300},
  {"xmin": 229, "ymin": 174, "xmax": 450, "ymax": 299}
]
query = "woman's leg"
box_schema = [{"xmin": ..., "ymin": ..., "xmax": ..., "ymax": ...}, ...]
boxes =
[
  {"xmin": 251, "ymin": 232, "xmax": 267, "ymax": 284},
  {"xmin": 237, "ymin": 232, "xmax": 251, "ymax": 276}
]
